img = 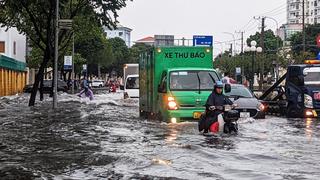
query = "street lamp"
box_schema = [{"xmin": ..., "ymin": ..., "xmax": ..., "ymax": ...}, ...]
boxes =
[{"xmin": 244, "ymin": 40, "xmax": 262, "ymax": 91}]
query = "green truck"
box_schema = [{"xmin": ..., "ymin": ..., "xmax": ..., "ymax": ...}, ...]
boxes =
[{"xmin": 139, "ymin": 46, "xmax": 222, "ymax": 123}]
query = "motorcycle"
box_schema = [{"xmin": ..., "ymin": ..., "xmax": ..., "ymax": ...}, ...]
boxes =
[{"xmin": 199, "ymin": 104, "xmax": 239, "ymax": 134}]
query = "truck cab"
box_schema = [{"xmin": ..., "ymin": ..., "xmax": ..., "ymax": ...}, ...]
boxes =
[
  {"xmin": 157, "ymin": 68, "xmax": 221, "ymax": 123},
  {"xmin": 285, "ymin": 63, "xmax": 320, "ymax": 118},
  {"xmin": 139, "ymin": 46, "xmax": 229, "ymax": 123},
  {"xmin": 124, "ymin": 74, "xmax": 139, "ymax": 98}
]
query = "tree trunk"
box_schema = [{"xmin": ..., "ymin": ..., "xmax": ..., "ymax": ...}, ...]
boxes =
[
  {"xmin": 39, "ymin": 74, "xmax": 44, "ymax": 101},
  {"xmin": 98, "ymin": 63, "xmax": 101, "ymax": 79},
  {"xmin": 28, "ymin": 50, "xmax": 50, "ymax": 106}
]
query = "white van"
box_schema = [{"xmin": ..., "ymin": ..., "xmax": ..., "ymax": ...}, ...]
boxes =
[{"xmin": 124, "ymin": 74, "xmax": 139, "ymax": 99}]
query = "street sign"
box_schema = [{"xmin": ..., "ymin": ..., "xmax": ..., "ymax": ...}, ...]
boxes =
[
  {"xmin": 64, "ymin": 56, "xmax": 72, "ymax": 70},
  {"xmin": 236, "ymin": 67, "xmax": 241, "ymax": 75},
  {"xmin": 193, "ymin": 35, "xmax": 213, "ymax": 46},
  {"xmin": 83, "ymin": 64, "xmax": 87, "ymax": 70}
]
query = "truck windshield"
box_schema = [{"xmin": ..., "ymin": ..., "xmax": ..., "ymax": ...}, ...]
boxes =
[
  {"xmin": 304, "ymin": 67, "xmax": 320, "ymax": 85},
  {"xmin": 169, "ymin": 71, "xmax": 218, "ymax": 91},
  {"xmin": 126, "ymin": 77, "xmax": 139, "ymax": 89}
]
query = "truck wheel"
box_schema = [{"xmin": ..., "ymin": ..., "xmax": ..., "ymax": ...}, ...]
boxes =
[
  {"xmin": 155, "ymin": 112, "xmax": 164, "ymax": 122},
  {"xmin": 139, "ymin": 111, "xmax": 146, "ymax": 119}
]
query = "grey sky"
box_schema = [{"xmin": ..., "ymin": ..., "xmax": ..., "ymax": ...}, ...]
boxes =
[{"xmin": 118, "ymin": 0, "xmax": 286, "ymax": 54}]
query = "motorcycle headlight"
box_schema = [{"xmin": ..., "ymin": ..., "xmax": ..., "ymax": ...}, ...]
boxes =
[{"xmin": 304, "ymin": 94, "xmax": 314, "ymax": 108}]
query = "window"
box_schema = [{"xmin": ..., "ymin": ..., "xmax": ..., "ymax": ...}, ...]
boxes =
[
  {"xmin": 159, "ymin": 72, "xmax": 167, "ymax": 93},
  {"xmin": 288, "ymin": 67, "xmax": 302, "ymax": 86},
  {"xmin": 13, "ymin": 41, "xmax": 16, "ymax": 55},
  {"xmin": 125, "ymin": 77, "xmax": 139, "ymax": 89},
  {"xmin": 0, "ymin": 41, "xmax": 5, "ymax": 53},
  {"xmin": 169, "ymin": 70, "xmax": 218, "ymax": 91},
  {"xmin": 119, "ymin": 32, "xmax": 123, "ymax": 36}
]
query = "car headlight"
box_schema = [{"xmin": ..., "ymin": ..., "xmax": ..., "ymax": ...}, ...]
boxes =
[
  {"xmin": 258, "ymin": 103, "xmax": 265, "ymax": 111},
  {"xmin": 304, "ymin": 94, "xmax": 313, "ymax": 108}
]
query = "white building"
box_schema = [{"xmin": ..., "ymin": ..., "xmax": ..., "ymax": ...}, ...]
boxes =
[
  {"xmin": 279, "ymin": 0, "xmax": 320, "ymax": 44},
  {"xmin": 103, "ymin": 25, "xmax": 132, "ymax": 47},
  {"xmin": 287, "ymin": 0, "xmax": 320, "ymax": 24},
  {"xmin": 0, "ymin": 27, "xmax": 26, "ymax": 62}
]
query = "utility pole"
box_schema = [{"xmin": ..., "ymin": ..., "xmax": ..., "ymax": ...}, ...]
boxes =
[
  {"xmin": 72, "ymin": 33, "xmax": 75, "ymax": 94},
  {"xmin": 53, "ymin": 0, "xmax": 59, "ymax": 109},
  {"xmin": 240, "ymin": 31, "xmax": 244, "ymax": 54},
  {"xmin": 302, "ymin": 0, "xmax": 306, "ymax": 55},
  {"xmin": 259, "ymin": 17, "xmax": 265, "ymax": 91}
]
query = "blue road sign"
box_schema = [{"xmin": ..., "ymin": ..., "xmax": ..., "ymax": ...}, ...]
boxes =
[
  {"xmin": 317, "ymin": 52, "xmax": 320, "ymax": 60},
  {"xmin": 193, "ymin": 36, "xmax": 213, "ymax": 46}
]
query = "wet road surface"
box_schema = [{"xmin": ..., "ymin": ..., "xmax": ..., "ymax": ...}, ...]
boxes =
[{"xmin": 0, "ymin": 92, "xmax": 320, "ymax": 179}]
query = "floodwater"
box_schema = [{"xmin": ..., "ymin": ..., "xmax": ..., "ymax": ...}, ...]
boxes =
[{"xmin": 0, "ymin": 92, "xmax": 320, "ymax": 180}]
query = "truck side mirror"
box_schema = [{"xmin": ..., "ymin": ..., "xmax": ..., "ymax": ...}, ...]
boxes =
[
  {"xmin": 158, "ymin": 84, "xmax": 166, "ymax": 93},
  {"xmin": 120, "ymin": 85, "xmax": 124, "ymax": 90},
  {"xmin": 225, "ymin": 84, "xmax": 231, "ymax": 93}
]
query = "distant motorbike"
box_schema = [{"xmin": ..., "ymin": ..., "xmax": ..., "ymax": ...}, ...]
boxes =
[
  {"xmin": 199, "ymin": 105, "xmax": 239, "ymax": 134},
  {"xmin": 109, "ymin": 83, "xmax": 117, "ymax": 93}
]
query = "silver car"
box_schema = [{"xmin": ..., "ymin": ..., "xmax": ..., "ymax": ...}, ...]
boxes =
[{"xmin": 225, "ymin": 84, "xmax": 266, "ymax": 119}]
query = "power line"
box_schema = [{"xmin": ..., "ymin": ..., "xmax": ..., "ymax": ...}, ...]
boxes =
[
  {"xmin": 240, "ymin": 18, "xmax": 254, "ymax": 31},
  {"xmin": 259, "ymin": 2, "xmax": 287, "ymax": 16}
]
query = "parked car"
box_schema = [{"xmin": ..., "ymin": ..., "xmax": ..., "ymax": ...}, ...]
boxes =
[
  {"xmin": 90, "ymin": 80, "xmax": 105, "ymax": 88},
  {"xmin": 23, "ymin": 80, "xmax": 68, "ymax": 93},
  {"xmin": 225, "ymin": 84, "xmax": 266, "ymax": 119}
]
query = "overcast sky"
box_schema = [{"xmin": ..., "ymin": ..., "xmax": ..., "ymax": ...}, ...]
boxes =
[{"xmin": 118, "ymin": 0, "xmax": 286, "ymax": 54}]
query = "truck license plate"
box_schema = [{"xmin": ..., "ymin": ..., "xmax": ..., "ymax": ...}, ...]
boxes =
[
  {"xmin": 240, "ymin": 112, "xmax": 250, "ymax": 118},
  {"xmin": 193, "ymin": 112, "xmax": 202, "ymax": 119}
]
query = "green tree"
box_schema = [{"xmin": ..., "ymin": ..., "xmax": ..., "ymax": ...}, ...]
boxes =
[
  {"xmin": 289, "ymin": 23, "xmax": 320, "ymax": 62},
  {"xmin": 128, "ymin": 43, "xmax": 152, "ymax": 63},
  {"xmin": 247, "ymin": 29, "xmax": 283, "ymax": 54},
  {"xmin": 107, "ymin": 37, "xmax": 129, "ymax": 76},
  {"xmin": 0, "ymin": 0, "xmax": 129, "ymax": 106}
]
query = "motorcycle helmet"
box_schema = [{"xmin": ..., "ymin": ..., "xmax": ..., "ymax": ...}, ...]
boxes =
[{"xmin": 214, "ymin": 81, "xmax": 224, "ymax": 89}]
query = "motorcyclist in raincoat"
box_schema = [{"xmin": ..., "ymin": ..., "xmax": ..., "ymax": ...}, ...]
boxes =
[{"xmin": 199, "ymin": 81, "xmax": 233, "ymax": 133}]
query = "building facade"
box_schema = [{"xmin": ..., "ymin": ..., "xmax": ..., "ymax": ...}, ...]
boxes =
[
  {"xmin": 287, "ymin": 0, "xmax": 320, "ymax": 24},
  {"xmin": 103, "ymin": 25, "xmax": 132, "ymax": 47},
  {"xmin": 0, "ymin": 27, "xmax": 27, "ymax": 96}
]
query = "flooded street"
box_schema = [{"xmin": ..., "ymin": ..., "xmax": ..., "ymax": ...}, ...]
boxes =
[{"xmin": 0, "ymin": 92, "xmax": 320, "ymax": 180}]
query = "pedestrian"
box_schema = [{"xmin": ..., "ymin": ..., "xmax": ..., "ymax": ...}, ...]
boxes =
[
  {"xmin": 222, "ymin": 72, "xmax": 237, "ymax": 84},
  {"xmin": 78, "ymin": 77, "xmax": 94, "ymax": 100}
]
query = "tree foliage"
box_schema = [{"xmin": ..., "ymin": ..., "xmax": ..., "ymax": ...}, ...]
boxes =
[
  {"xmin": 107, "ymin": 37, "xmax": 129, "ymax": 76},
  {"xmin": 128, "ymin": 43, "xmax": 152, "ymax": 63},
  {"xmin": 289, "ymin": 23, "xmax": 320, "ymax": 60},
  {"xmin": 247, "ymin": 29, "xmax": 283, "ymax": 54}
]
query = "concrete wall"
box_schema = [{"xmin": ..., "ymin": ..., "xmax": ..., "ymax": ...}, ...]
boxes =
[{"xmin": 0, "ymin": 27, "xmax": 26, "ymax": 63}]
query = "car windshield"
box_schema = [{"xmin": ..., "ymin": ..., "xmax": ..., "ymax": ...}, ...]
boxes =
[
  {"xmin": 225, "ymin": 86, "xmax": 254, "ymax": 98},
  {"xmin": 169, "ymin": 70, "xmax": 219, "ymax": 91},
  {"xmin": 304, "ymin": 67, "xmax": 320, "ymax": 85},
  {"xmin": 126, "ymin": 77, "xmax": 139, "ymax": 89}
]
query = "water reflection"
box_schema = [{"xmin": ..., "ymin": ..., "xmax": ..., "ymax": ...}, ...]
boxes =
[{"xmin": 305, "ymin": 118, "xmax": 313, "ymax": 140}]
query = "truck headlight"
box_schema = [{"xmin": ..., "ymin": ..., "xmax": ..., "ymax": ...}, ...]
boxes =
[
  {"xmin": 304, "ymin": 94, "xmax": 313, "ymax": 108},
  {"xmin": 167, "ymin": 96, "xmax": 178, "ymax": 110}
]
